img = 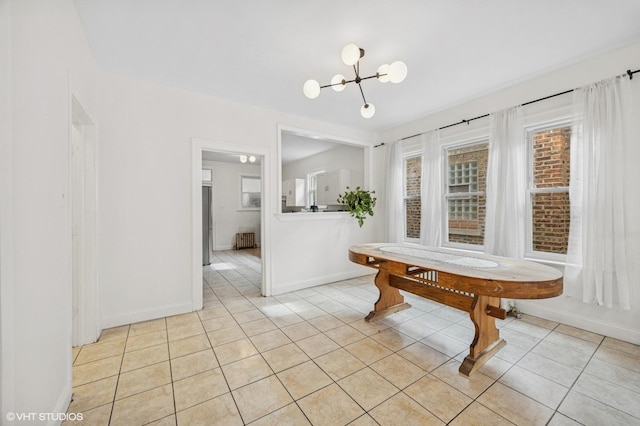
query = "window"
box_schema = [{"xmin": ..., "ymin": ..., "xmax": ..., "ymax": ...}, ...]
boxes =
[
  {"xmin": 445, "ymin": 142, "xmax": 488, "ymax": 247},
  {"xmin": 306, "ymin": 170, "xmax": 324, "ymax": 207},
  {"xmin": 404, "ymin": 155, "xmax": 422, "ymax": 240},
  {"xmin": 527, "ymin": 124, "xmax": 571, "ymax": 258},
  {"xmin": 240, "ymin": 175, "xmax": 261, "ymax": 209},
  {"xmin": 201, "ymin": 168, "xmax": 212, "ymax": 184}
]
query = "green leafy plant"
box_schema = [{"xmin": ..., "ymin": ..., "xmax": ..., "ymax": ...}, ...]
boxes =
[{"xmin": 337, "ymin": 186, "xmax": 377, "ymax": 227}]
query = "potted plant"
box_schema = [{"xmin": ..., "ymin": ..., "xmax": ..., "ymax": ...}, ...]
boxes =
[{"xmin": 337, "ymin": 186, "xmax": 377, "ymax": 227}]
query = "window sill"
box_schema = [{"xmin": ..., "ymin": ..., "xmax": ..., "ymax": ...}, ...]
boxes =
[
  {"xmin": 449, "ymin": 230, "xmax": 482, "ymax": 237},
  {"xmin": 523, "ymin": 256, "xmax": 566, "ymax": 267},
  {"xmin": 275, "ymin": 212, "xmax": 350, "ymax": 222}
]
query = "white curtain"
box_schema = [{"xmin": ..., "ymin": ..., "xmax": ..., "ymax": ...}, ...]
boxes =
[
  {"xmin": 420, "ymin": 130, "xmax": 442, "ymax": 247},
  {"xmin": 565, "ymin": 77, "xmax": 632, "ymax": 309},
  {"xmin": 484, "ymin": 106, "xmax": 526, "ymax": 311},
  {"xmin": 385, "ymin": 140, "xmax": 404, "ymax": 243},
  {"xmin": 484, "ymin": 106, "xmax": 526, "ymax": 259}
]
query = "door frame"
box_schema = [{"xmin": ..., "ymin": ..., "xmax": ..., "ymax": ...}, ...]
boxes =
[
  {"xmin": 69, "ymin": 95, "xmax": 99, "ymax": 346},
  {"xmin": 191, "ymin": 138, "xmax": 271, "ymax": 308}
]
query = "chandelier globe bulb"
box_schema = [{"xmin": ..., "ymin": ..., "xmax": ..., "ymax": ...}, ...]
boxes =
[
  {"xmin": 388, "ymin": 61, "xmax": 408, "ymax": 83},
  {"xmin": 377, "ymin": 64, "xmax": 390, "ymax": 83},
  {"xmin": 331, "ymin": 74, "xmax": 346, "ymax": 91},
  {"xmin": 341, "ymin": 43, "xmax": 361, "ymax": 66},
  {"xmin": 303, "ymin": 79, "xmax": 321, "ymax": 98},
  {"xmin": 361, "ymin": 103, "xmax": 375, "ymax": 118}
]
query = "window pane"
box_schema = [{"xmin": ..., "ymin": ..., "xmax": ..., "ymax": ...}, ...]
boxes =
[
  {"xmin": 532, "ymin": 192, "xmax": 570, "ymax": 254},
  {"xmin": 241, "ymin": 176, "xmax": 261, "ymax": 209},
  {"xmin": 404, "ymin": 156, "xmax": 422, "ymax": 239},
  {"xmin": 530, "ymin": 126, "xmax": 571, "ymax": 255},
  {"xmin": 405, "ymin": 198, "xmax": 421, "ymax": 239},
  {"xmin": 532, "ymin": 127, "xmax": 571, "ymax": 188},
  {"xmin": 202, "ymin": 169, "xmax": 212, "ymax": 183},
  {"xmin": 447, "ymin": 196, "xmax": 484, "ymax": 244},
  {"xmin": 446, "ymin": 143, "xmax": 488, "ymax": 245},
  {"xmin": 308, "ymin": 174, "xmax": 318, "ymax": 206},
  {"xmin": 242, "ymin": 192, "xmax": 261, "ymax": 208},
  {"xmin": 242, "ymin": 177, "xmax": 261, "ymax": 192},
  {"xmin": 405, "ymin": 157, "xmax": 421, "ymax": 197}
]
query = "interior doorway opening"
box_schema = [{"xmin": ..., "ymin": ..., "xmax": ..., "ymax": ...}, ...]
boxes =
[
  {"xmin": 71, "ymin": 96, "xmax": 98, "ymax": 346},
  {"xmin": 192, "ymin": 139, "xmax": 271, "ymax": 310}
]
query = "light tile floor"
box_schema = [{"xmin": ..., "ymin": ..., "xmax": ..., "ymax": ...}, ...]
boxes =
[{"xmin": 68, "ymin": 249, "xmax": 640, "ymax": 425}]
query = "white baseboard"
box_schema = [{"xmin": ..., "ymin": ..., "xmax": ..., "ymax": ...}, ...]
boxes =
[
  {"xmin": 101, "ymin": 301, "xmax": 194, "ymax": 330},
  {"xmin": 517, "ymin": 300, "xmax": 640, "ymax": 345},
  {"xmin": 50, "ymin": 379, "xmax": 72, "ymax": 426},
  {"xmin": 272, "ymin": 270, "xmax": 371, "ymax": 296}
]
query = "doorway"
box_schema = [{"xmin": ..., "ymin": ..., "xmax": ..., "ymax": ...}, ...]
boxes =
[
  {"xmin": 191, "ymin": 138, "xmax": 271, "ymax": 309},
  {"xmin": 70, "ymin": 97, "xmax": 98, "ymax": 346}
]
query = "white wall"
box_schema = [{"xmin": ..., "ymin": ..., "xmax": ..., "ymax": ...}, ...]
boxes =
[
  {"xmin": 377, "ymin": 41, "xmax": 640, "ymax": 344},
  {"xmin": 2, "ymin": 0, "xmax": 100, "ymax": 419},
  {"xmin": 0, "ymin": 0, "xmax": 15, "ymax": 417},
  {"xmin": 202, "ymin": 160, "xmax": 261, "ymax": 250},
  {"xmin": 98, "ymin": 71, "xmax": 376, "ymax": 325},
  {"xmin": 282, "ymin": 144, "xmax": 365, "ymax": 188}
]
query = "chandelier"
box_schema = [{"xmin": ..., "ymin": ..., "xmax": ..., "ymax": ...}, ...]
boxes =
[{"xmin": 303, "ymin": 43, "xmax": 407, "ymax": 118}]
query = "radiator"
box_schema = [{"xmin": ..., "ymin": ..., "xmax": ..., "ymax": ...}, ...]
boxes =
[{"xmin": 235, "ymin": 232, "xmax": 256, "ymax": 250}]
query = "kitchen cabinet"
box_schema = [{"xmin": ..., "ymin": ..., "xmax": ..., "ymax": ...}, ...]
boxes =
[
  {"xmin": 316, "ymin": 169, "xmax": 351, "ymax": 205},
  {"xmin": 282, "ymin": 178, "xmax": 306, "ymax": 207}
]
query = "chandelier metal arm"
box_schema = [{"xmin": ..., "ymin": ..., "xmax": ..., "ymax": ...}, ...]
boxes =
[
  {"xmin": 319, "ymin": 73, "xmax": 387, "ymax": 89},
  {"xmin": 357, "ymin": 83, "xmax": 368, "ymax": 105}
]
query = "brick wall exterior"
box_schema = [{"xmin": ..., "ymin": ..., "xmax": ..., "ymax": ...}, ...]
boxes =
[
  {"xmin": 405, "ymin": 156, "xmax": 421, "ymax": 239},
  {"xmin": 531, "ymin": 128, "xmax": 571, "ymax": 254}
]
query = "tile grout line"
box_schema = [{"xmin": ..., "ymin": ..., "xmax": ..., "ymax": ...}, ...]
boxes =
[
  {"xmin": 163, "ymin": 316, "xmax": 178, "ymax": 425},
  {"xmin": 107, "ymin": 323, "xmax": 131, "ymax": 425}
]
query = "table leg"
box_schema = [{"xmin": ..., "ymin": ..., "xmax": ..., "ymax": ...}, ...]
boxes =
[
  {"xmin": 459, "ymin": 294, "xmax": 506, "ymax": 376},
  {"xmin": 365, "ymin": 263, "xmax": 411, "ymax": 322}
]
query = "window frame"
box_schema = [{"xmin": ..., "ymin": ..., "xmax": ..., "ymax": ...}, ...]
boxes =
[
  {"xmin": 442, "ymin": 138, "xmax": 489, "ymax": 252},
  {"xmin": 306, "ymin": 169, "xmax": 325, "ymax": 208},
  {"xmin": 525, "ymin": 117, "xmax": 571, "ymax": 262}
]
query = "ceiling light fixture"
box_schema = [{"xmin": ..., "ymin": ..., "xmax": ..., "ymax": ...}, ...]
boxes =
[
  {"xmin": 239, "ymin": 155, "xmax": 257, "ymax": 163},
  {"xmin": 303, "ymin": 43, "xmax": 407, "ymax": 119}
]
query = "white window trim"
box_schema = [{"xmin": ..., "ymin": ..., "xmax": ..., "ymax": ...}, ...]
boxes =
[
  {"xmin": 441, "ymin": 138, "xmax": 488, "ymax": 252},
  {"xmin": 524, "ymin": 118, "xmax": 571, "ymax": 262}
]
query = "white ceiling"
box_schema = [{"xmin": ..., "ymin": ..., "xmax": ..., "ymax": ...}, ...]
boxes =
[
  {"xmin": 73, "ymin": 0, "xmax": 640, "ymax": 133},
  {"xmin": 281, "ymin": 133, "xmax": 348, "ymax": 165}
]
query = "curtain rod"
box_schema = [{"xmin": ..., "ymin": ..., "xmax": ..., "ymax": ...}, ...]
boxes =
[{"xmin": 374, "ymin": 67, "xmax": 639, "ymax": 148}]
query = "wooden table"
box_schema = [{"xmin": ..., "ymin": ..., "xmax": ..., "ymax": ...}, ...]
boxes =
[{"xmin": 349, "ymin": 243, "xmax": 563, "ymax": 376}]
